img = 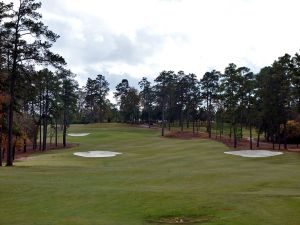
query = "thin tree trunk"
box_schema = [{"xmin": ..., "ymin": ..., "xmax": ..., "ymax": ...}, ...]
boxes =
[
  {"xmin": 148, "ymin": 107, "xmax": 151, "ymax": 128},
  {"xmin": 39, "ymin": 92, "xmax": 42, "ymax": 151},
  {"xmin": 34, "ymin": 125, "xmax": 38, "ymax": 150},
  {"xmin": 215, "ymin": 120, "xmax": 218, "ymax": 139},
  {"xmin": 7, "ymin": 57, "xmax": 17, "ymax": 167},
  {"xmin": 208, "ymin": 117, "xmax": 211, "ymax": 138},
  {"xmin": 39, "ymin": 122, "xmax": 42, "ymax": 151},
  {"xmin": 12, "ymin": 143, "xmax": 15, "ymax": 161},
  {"xmin": 257, "ymin": 132, "xmax": 260, "ymax": 148},
  {"xmin": 220, "ymin": 117, "xmax": 223, "ymax": 139},
  {"xmin": 0, "ymin": 103, "xmax": 2, "ymax": 166},
  {"xmin": 55, "ymin": 120, "xmax": 58, "ymax": 147},
  {"xmin": 0, "ymin": 126, "xmax": 2, "ymax": 167},
  {"xmin": 7, "ymin": 13, "xmax": 22, "ymax": 166},
  {"xmin": 221, "ymin": 119, "xmax": 224, "ymax": 135},
  {"xmin": 180, "ymin": 109, "xmax": 183, "ymax": 132},
  {"xmin": 42, "ymin": 90, "xmax": 49, "ymax": 151},
  {"xmin": 63, "ymin": 112, "xmax": 67, "ymax": 148},
  {"xmin": 42, "ymin": 118, "xmax": 48, "ymax": 151},
  {"xmin": 233, "ymin": 124, "xmax": 237, "ymax": 149},
  {"xmin": 278, "ymin": 130, "xmax": 281, "ymax": 150},
  {"xmin": 192, "ymin": 121, "xmax": 195, "ymax": 134},
  {"xmin": 284, "ymin": 123, "xmax": 287, "ymax": 150},
  {"xmin": 249, "ymin": 123, "xmax": 253, "ymax": 150},
  {"xmin": 240, "ymin": 124, "xmax": 243, "ymax": 139},
  {"xmin": 50, "ymin": 126, "xmax": 53, "ymax": 148},
  {"xmin": 2, "ymin": 147, "xmax": 4, "ymax": 162},
  {"xmin": 23, "ymin": 138, "xmax": 26, "ymax": 153},
  {"xmin": 161, "ymin": 104, "xmax": 165, "ymax": 137}
]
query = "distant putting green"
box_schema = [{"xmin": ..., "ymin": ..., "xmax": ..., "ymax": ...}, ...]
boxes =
[{"xmin": 1, "ymin": 123, "xmax": 300, "ymax": 225}]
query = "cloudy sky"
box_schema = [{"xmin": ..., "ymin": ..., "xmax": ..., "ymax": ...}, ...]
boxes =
[{"xmin": 6, "ymin": 0, "xmax": 300, "ymax": 99}]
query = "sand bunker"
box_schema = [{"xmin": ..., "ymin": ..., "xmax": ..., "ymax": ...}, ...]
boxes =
[
  {"xmin": 224, "ymin": 150, "xmax": 283, "ymax": 158},
  {"xmin": 73, "ymin": 151, "xmax": 122, "ymax": 158},
  {"xmin": 68, "ymin": 133, "xmax": 90, "ymax": 137}
]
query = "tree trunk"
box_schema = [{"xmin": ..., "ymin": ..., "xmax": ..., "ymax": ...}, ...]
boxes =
[
  {"xmin": 283, "ymin": 123, "xmax": 287, "ymax": 150},
  {"xmin": 42, "ymin": 90, "xmax": 49, "ymax": 151},
  {"xmin": 7, "ymin": 15, "xmax": 22, "ymax": 166},
  {"xmin": 192, "ymin": 121, "xmax": 195, "ymax": 134},
  {"xmin": 6, "ymin": 56, "xmax": 17, "ymax": 167},
  {"xmin": 23, "ymin": 138, "xmax": 26, "ymax": 153},
  {"xmin": 12, "ymin": 144, "xmax": 15, "ymax": 161},
  {"xmin": 220, "ymin": 117, "xmax": 223, "ymax": 139},
  {"xmin": 148, "ymin": 107, "xmax": 151, "ymax": 128},
  {"xmin": 33, "ymin": 125, "xmax": 37, "ymax": 150},
  {"xmin": 2, "ymin": 148, "xmax": 4, "ymax": 162},
  {"xmin": 233, "ymin": 125, "xmax": 237, "ymax": 149},
  {"xmin": 39, "ymin": 122, "xmax": 42, "ymax": 151},
  {"xmin": 39, "ymin": 95, "xmax": 42, "ymax": 151},
  {"xmin": 0, "ymin": 126, "xmax": 2, "ymax": 167},
  {"xmin": 257, "ymin": 132, "xmax": 260, "ymax": 148},
  {"xmin": 42, "ymin": 118, "xmax": 48, "ymax": 151},
  {"xmin": 50, "ymin": 126, "xmax": 53, "ymax": 148},
  {"xmin": 63, "ymin": 112, "xmax": 67, "ymax": 148},
  {"xmin": 240, "ymin": 124, "xmax": 243, "ymax": 139},
  {"xmin": 0, "ymin": 103, "xmax": 2, "ymax": 166},
  {"xmin": 208, "ymin": 118, "xmax": 211, "ymax": 138},
  {"xmin": 249, "ymin": 124, "xmax": 253, "ymax": 150},
  {"xmin": 161, "ymin": 104, "xmax": 165, "ymax": 137},
  {"xmin": 215, "ymin": 121, "xmax": 218, "ymax": 139},
  {"xmin": 180, "ymin": 109, "xmax": 183, "ymax": 132},
  {"xmin": 278, "ymin": 130, "xmax": 281, "ymax": 150},
  {"xmin": 55, "ymin": 120, "xmax": 58, "ymax": 147}
]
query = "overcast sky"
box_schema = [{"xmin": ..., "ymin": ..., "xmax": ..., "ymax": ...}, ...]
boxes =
[{"xmin": 6, "ymin": 0, "xmax": 300, "ymax": 100}]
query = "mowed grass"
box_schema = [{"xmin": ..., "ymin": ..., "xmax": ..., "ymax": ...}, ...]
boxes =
[{"xmin": 1, "ymin": 124, "xmax": 300, "ymax": 225}]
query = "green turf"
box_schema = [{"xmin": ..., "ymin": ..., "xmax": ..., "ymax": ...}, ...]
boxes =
[{"xmin": 1, "ymin": 123, "xmax": 300, "ymax": 225}]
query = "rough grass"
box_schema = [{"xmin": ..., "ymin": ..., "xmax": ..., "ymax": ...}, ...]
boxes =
[{"xmin": 0, "ymin": 123, "xmax": 300, "ymax": 225}]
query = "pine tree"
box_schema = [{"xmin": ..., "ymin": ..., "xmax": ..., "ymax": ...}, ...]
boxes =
[{"xmin": 4, "ymin": 0, "xmax": 65, "ymax": 166}]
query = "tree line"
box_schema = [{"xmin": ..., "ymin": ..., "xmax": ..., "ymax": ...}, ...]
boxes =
[
  {"xmin": 77, "ymin": 52, "xmax": 300, "ymax": 152},
  {"xmin": 1, "ymin": 0, "xmax": 300, "ymax": 167},
  {"xmin": 0, "ymin": 0, "xmax": 78, "ymax": 166}
]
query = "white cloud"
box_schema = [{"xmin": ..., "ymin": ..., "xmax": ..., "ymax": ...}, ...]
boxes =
[{"xmin": 4, "ymin": 0, "xmax": 300, "ymax": 91}]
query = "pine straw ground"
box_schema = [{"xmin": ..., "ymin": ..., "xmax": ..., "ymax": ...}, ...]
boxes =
[
  {"xmin": 164, "ymin": 131, "xmax": 300, "ymax": 152},
  {"xmin": 7, "ymin": 143, "xmax": 78, "ymax": 161}
]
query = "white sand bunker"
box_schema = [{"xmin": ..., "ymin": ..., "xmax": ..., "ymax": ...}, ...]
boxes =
[
  {"xmin": 68, "ymin": 133, "xmax": 90, "ymax": 137},
  {"xmin": 73, "ymin": 151, "xmax": 122, "ymax": 158},
  {"xmin": 224, "ymin": 150, "xmax": 283, "ymax": 158}
]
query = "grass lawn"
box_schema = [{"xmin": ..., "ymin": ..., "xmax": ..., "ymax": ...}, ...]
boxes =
[{"xmin": 1, "ymin": 123, "xmax": 300, "ymax": 225}]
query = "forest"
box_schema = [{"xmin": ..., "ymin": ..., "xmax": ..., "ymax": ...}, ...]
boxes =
[{"xmin": 1, "ymin": 0, "xmax": 300, "ymax": 167}]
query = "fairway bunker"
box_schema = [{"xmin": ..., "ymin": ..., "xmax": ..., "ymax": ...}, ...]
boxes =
[
  {"xmin": 68, "ymin": 133, "xmax": 90, "ymax": 137},
  {"xmin": 73, "ymin": 151, "xmax": 122, "ymax": 158},
  {"xmin": 224, "ymin": 150, "xmax": 283, "ymax": 158}
]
